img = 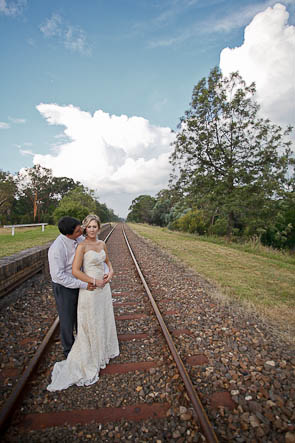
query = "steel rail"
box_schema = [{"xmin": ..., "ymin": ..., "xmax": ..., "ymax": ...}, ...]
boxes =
[
  {"xmin": 122, "ymin": 225, "xmax": 218, "ymax": 443},
  {"xmin": 0, "ymin": 317, "xmax": 59, "ymax": 432},
  {"xmin": 0, "ymin": 223, "xmax": 116, "ymax": 433}
]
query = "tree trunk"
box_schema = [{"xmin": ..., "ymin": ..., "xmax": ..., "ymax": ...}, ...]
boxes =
[
  {"xmin": 226, "ymin": 210, "xmax": 234, "ymax": 240},
  {"xmin": 33, "ymin": 192, "xmax": 37, "ymax": 221}
]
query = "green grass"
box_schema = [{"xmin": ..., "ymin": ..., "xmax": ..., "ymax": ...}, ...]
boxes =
[
  {"xmin": 128, "ymin": 223, "xmax": 295, "ymax": 339},
  {"xmin": 191, "ymin": 233, "xmax": 295, "ymax": 267},
  {"xmin": 0, "ymin": 225, "xmax": 59, "ymax": 258}
]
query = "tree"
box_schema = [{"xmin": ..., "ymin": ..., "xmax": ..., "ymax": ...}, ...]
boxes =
[
  {"xmin": 127, "ymin": 195, "xmax": 156, "ymax": 223},
  {"xmin": 51, "ymin": 176, "xmax": 80, "ymax": 200},
  {"xmin": 95, "ymin": 201, "xmax": 110, "ymax": 222},
  {"xmin": 15, "ymin": 165, "xmax": 80, "ymax": 223},
  {"xmin": 94, "ymin": 200, "xmax": 120, "ymax": 222},
  {"xmin": 151, "ymin": 189, "xmax": 174, "ymax": 227},
  {"xmin": 170, "ymin": 67, "xmax": 293, "ymax": 237},
  {"xmin": 0, "ymin": 170, "xmax": 17, "ymax": 224},
  {"xmin": 0, "ymin": 164, "xmax": 119, "ymax": 225},
  {"xmin": 261, "ymin": 190, "xmax": 295, "ymax": 249},
  {"xmin": 173, "ymin": 208, "xmax": 207, "ymax": 234},
  {"xmin": 53, "ymin": 186, "xmax": 97, "ymax": 222},
  {"xmin": 16, "ymin": 165, "xmax": 53, "ymax": 222}
]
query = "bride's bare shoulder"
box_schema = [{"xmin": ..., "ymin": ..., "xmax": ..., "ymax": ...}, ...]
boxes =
[{"xmin": 77, "ymin": 241, "xmax": 87, "ymax": 251}]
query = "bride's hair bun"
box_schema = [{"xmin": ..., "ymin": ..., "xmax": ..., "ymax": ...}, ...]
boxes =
[{"xmin": 81, "ymin": 214, "xmax": 101, "ymax": 236}]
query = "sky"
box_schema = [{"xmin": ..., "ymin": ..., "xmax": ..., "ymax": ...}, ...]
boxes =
[{"xmin": 0, "ymin": 0, "xmax": 294, "ymax": 217}]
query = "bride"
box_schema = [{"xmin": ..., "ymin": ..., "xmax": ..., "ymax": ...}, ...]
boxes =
[{"xmin": 47, "ymin": 214, "xmax": 119, "ymax": 391}]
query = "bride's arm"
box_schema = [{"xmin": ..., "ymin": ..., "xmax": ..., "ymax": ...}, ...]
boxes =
[
  {"xmin": 103, "ymin": 243, "xmax": 114, "ymax": 283},
  {"xmin": 72, "ymin": 245, "xmax": 105, "ymax": 288}
]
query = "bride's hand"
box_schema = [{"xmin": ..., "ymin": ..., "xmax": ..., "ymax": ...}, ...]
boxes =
[
  {"xmin": 94, "ymin": 278, "xmax": 105, "ymax": 288},
  {"xmin": 103, "ymin": 271, "xmax": 113, "ymax": 284}
]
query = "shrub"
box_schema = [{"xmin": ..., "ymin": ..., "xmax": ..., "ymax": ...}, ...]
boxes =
[
  {"xmin": 174, "ymin": 209, "xmax": 207, "ymax": 234},
  {"xmin": 208, "ymin": 218, "xmax": 228, "ymax": 236}
]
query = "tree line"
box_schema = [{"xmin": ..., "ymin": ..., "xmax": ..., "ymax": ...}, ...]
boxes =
[
  {"xmin": 127, "ymin": 68, "xmax": 295, "ymax": 250},
  {"xmin": 0, "ymin": 164, "xmax": 120, "ymax": 225}
]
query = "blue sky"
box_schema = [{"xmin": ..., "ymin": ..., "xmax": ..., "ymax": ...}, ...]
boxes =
[{"xmin": 0, "ymin": 0, "xmax": 294, "ymax": 216}]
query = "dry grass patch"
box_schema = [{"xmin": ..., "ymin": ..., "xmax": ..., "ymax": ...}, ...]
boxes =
[{"xmin": 128, "ymin": 223, "xmax": 295, "ymax": 341}]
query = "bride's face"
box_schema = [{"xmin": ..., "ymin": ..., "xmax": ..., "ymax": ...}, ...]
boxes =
[{"xmin": 86, "ymin": 220, "xmax": 99, "ymax": 239}]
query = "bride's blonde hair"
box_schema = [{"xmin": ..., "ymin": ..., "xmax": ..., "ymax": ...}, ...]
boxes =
[{"xmin": 81, "ymin": 214, "xmax": 101, "ymax": 236}]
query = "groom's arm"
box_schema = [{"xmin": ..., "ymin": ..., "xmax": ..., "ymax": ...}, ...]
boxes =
[{"xmin": 48, "ymin": 242, "xmax": 88, "ymax": 289}]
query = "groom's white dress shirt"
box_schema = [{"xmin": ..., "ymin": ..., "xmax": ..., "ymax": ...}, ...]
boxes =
[{"xmin": 48, "ymin": 234, "xmax": 88, "ymax": 289}]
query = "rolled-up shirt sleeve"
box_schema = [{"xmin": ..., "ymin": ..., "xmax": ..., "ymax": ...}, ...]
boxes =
[{"xmin": 48, "ymin": 238, "xmax": 87, "ymax": 289}]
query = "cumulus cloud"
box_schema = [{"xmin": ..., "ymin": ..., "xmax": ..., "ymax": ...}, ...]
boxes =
[
  {"xmin": 40, "ymin": 13, "xmax": 91, "ymax": 55},
  {"xmin": 34, "ymin": 104, "xmax": 175, "ymax": 216},
  {"xmin": 220, "ymin": 3, "xmax": 295, "ymax": 126},
  {"xmin": 0, "ymin": 0, "xmax": 26, "ymax": 16}
]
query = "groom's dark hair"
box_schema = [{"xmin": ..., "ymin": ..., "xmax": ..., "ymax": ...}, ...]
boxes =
[{"xmin": 58, "ymin": 217, "xmax": 81, "ymax": 235}]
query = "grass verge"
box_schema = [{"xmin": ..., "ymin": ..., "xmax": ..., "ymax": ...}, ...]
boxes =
[
  {"xmin": 128, "ymin": 223, "xmax": 295, "ymax": 341},
  {"xmin": 0, "ymin": 225, "xmax": 59, "ymax": 258}
]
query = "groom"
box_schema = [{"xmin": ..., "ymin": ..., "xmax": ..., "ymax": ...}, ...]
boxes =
[{"xmin": 48, "ymin": 216, "xmax": 95, "ymax": 357}]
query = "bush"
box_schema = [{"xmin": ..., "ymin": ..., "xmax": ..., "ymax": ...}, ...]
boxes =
[
  {"xmin": 208, "ymin": 218, "xmax": 228, "ymax": 236},
  {"xmin": 173, "ymin": 209, "xmax": 207, "ymax": 234}
]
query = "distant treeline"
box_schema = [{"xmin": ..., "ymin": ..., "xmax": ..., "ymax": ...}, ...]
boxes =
[
  {"xmin": 127, "ymin": 67, "xmax": 295, "ymax": 250},
  {"xmin": 0, "ymin": 164, "xmax": 120, "ymax": 225}
]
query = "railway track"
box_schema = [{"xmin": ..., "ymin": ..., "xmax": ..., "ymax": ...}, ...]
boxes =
[
  {"xmin": 1, "ymin": 223, "xmax": 294, "ymax": 442},
  {"xmin": 1, "ymin": 223, "xmax": 217, "ymax": 442},
  {"xmin": 0, "ymin": 225, "xmax": 113, "ymax": 407}
]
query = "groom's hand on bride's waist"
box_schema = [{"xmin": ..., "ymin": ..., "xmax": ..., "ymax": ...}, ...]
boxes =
[{"xmin": 87, "ymin": 282, "xmax": 96, "ymax": 291}]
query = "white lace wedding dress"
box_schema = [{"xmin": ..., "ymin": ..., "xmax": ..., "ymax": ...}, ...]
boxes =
[{"xmin": 47, "ymin": 249, "xmax": 119, "ymax": 391}]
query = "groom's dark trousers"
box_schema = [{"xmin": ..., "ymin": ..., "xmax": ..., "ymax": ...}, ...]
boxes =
[{"xmin": 52, "ymin": 282, "xmax": 79, "ymax": 357}]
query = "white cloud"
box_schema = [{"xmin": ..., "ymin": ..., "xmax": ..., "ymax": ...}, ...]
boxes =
[
  {"xmin": 40, "ymin": 13, "xmax": 91, "ymax": 55},
  {"xmin": 40, "ymin": 13, "xmax": 63, "ymax": 38},
  {"xmin": 8, "ymin": 116, "xmax": 26, "ymax": 124},
  {"xmin": 0, "ymin": 121, "xmax": 10, "ymax": 129},
  {"xmin": 34, "ymin": 104, "xmax": 175, "ymax": 217},
  {"xmin": 211, "ymin": 0, "xmax": 275, "ymax": 32},
  {"xmin": 148, "ymin": 32, "xmax": 190, "ymax": 48},
  {"xmin": 20, "ymin": 148, "xmax": 34, "ymax": 156},
  {"xmin": 64, "ymin": 26, "xmax": 89, "ymax": 54},
  {"xmin": 220, "ymin": 3, "xmax": 295, "ymax": 127},
  {"xmin": 0, "ymin": 0, "xmax": 26, "ymax": 16},
  {"xmin": 147, "ymin": 1, "xmax": 293, "ymax": 48}
]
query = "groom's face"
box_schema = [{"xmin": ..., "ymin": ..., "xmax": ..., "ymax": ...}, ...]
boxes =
[{"xmin": 67, "ymin": 225, "xmax": 82, "ymax": 240}]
